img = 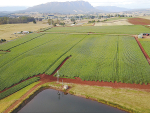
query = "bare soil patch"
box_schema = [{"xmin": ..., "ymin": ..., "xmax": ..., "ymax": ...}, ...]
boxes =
[{"xmin": 128, "ymin": 18, "xmax": 150, "ymax": 25}]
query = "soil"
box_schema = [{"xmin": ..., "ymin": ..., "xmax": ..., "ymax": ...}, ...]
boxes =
[{"xmin": 128, "ymin": 18, "xmax": 150, "ymax": 25}]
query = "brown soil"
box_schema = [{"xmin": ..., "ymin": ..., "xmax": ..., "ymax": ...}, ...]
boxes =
[
  {"xmin": 128, "ymin": 18, "xmax": 150, "ymax": 25},
  {"xmin": 134, "ymin": 36, "xmax": 150, "ymax": 65}
]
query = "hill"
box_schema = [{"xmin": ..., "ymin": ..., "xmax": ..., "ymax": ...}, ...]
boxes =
[{"xmin": 25, "ymin": 1, "xmax": 100, "ymax": 14}]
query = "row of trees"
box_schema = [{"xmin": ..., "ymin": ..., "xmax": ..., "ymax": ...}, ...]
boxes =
[
  {"xmin": 0, "ymin": 17, "xmax": 36, "ymax": 24},
  {"xmin": 48, "ymin": 19, "xmax": 65, "ymax": 26}
]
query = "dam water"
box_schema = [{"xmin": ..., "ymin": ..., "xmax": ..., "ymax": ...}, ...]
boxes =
[{"xmin": 17, "ymin": 89, "xmax": 126, "ymax": 113}]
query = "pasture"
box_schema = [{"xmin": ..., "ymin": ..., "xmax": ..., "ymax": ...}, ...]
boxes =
[{"xmin": 0, "ymin": 22, "xmax": 49, "ymax": 41}]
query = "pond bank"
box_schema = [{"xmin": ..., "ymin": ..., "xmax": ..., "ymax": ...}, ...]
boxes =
[{"xmin": 3, "ymin": 82, "xmax": 150, "ymax": 113}]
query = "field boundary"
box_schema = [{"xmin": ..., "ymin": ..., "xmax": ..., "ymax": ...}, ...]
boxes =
[{"xmin": 134, "ymin": 36, "xmax": 150, "ymax": 65}]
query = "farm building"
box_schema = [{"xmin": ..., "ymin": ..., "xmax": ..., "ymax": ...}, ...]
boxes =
[
  {"xmin": 22, "ymin": 31, "xmax": 29, "ymax": 34},
  {"xmin": 138, "ymin": 33, "xmax": 150, "ymax": 38}
]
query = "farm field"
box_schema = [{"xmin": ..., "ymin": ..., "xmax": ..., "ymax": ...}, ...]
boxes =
[
  {"xmin": 128, "ymin": 18, "xmax": 150, "ymax": 25},
  {"xmin": 46, "ymin": 25, "xmax": 150, "ymax": 34},
  {"xmin": 0, "ymin": 25, "xmax": 150, "ymax": 113},
  {"xmin": 95, "ymin": 19, "xmax": 132, "ymax": 26},
  {"xmin": 0, "ymin": 25, "xmax": 150, "ymax": 92},
  {"xmin": 58, "ymin": 35, "xmax": 150, "ymax": 84},
  {"xmin": 140, "ymin": 39, "xmax": 150, "ymax": 57},
  {"xmin": 0, "ymin": 21, "xmax": 49, "ymax": 41}
]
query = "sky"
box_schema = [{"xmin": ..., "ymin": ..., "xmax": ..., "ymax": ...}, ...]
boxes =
[{"xmin": 0, "ymin": 0, "xmax": 150, "ymax": 9}]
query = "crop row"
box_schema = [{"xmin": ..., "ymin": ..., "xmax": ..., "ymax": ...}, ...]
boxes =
[
  {"xmin": 0, "ymin": 34, "xmax": 86, "ymax": 91},
  {"xmin": 140, "ymin": 41, "xmax": 150, "ymax": 57},
  {"xmin": 0, "ymin": 77, "xmax": 40, "ymax": 100},
  {"xmin": 59, "ymin": 35, "xmax": 150, "ymax": 84},
  {"xmin": 0, "ymin": 33, "xmax": 42, "ymax": 51}
]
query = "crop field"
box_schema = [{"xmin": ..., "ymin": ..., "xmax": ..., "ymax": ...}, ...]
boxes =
[
  {"xmin": 0, "ymin": 25, "xmax": 150, "ymax": 95},
  {"xmin": 58, "ymin": 35, "xmax": 150, "ymax": 84},
  {"xmin": 95, "ymin": 19, "xmax": 132, "ymax": 26},
  {"xmin": 140, "ymin": 40, "xmax": 150, "ymax": 57},
  {"xmin": 46, "ymin": 25, "xmax": 150, "ymax": 34},
  {"xmin": 128, "ymin": 18, "xmax": 150, "ymax": 25}
]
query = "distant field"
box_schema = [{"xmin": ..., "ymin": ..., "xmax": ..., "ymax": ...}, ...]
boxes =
[
  {"xmin": 95, "ymin": 19, "xmax": 132, "ymax": 26},
  {"xmin": 0, "ymin": 21, "xmax": 49, "ymax": 41},
  {"xmin": 139, "ymin": 16, "xmax": 150, "ymax": 20},
  {"xmin": 128, "ymin": 18, "xmax": 150, "ymax": 25},
  {"xmin": 47, "ymin": 25, "xmax": 150, "ymax": 35}
]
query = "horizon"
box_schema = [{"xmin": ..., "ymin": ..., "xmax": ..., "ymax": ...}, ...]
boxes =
[{"xmin": 0, "ymin": 0, "xmax": 150, "ymax": 10}]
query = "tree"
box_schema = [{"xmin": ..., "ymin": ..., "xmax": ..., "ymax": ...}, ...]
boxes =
[
  {"xmin": 33, "ymin": 20, "xmax": 36, "ymax": 24},
  {"xmin": 48, "ymin": 19, "xmax": 54, "ymax": 25}
]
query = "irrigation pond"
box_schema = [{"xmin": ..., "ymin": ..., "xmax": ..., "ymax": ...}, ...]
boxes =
[{"xmin": 16, "ymin": 89, "xmax": 126, "ymax": 113}]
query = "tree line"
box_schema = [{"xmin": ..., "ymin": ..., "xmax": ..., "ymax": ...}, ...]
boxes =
[{"xmin": 0, "ymin": 16, "xmax": 36, "ymax": 24}]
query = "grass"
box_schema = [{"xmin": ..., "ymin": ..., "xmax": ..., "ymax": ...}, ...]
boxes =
[
  {"xmin": 0, "ymin": 81, "xmax": 40, "ymax": 113},
  {"xmin": 1, "ymin": 81, "xmax": 150, "ymax": 113},
  {"xmin": 0, "ymin": 22, "xmax": 49, "ymax": 41},
  {"xmin": 69, "ymin": 84, "xmax": 150, "ymax": 113},
  {"xmin": 106, "ymin": 17, "xmax": 131, "ymax": 21}
]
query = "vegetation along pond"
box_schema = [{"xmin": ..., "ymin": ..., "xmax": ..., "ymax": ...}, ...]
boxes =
[{"xmin": 16, "ymin": 89, "xmax": 126, "ymax": 113}]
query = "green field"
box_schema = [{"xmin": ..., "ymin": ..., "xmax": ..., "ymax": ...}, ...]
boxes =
[
  {"xmin": 0, "ymin": 25, "xmax": 150, "ymax": 98},
  {"xmin": 46, "ymin": 25, "xmax": 150, "ymax": 34},
  {"xmin": 140, "ymin": 40, "xmax": 150, "ymax": 57},
  {"xmin": 58, "ymin": 35, "xmax": 150, "ymax": 84}
]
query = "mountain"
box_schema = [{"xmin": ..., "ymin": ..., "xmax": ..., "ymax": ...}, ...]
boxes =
[
  {"xmin": 95, "ymin": 6, "xmax": 130, "ymax": 12},
  {"xmin": 24, "ymin": 1, "xmax": 100, "ymax": 14},
  {"xmin": 0, "ymin": 6, "xmax": 28, "ymax": 12},
  {"xmin": 0, "ymin": 11, "xmax": 11, "ymax": 17}
]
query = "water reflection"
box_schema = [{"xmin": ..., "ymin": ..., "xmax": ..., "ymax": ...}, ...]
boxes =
[{"xmin": 17, "ymin": 89, "xmax": 127, "ymax": 113}]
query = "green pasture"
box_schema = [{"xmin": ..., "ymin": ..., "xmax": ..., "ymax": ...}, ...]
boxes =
[{"xmin": 106, "ymin": 17, "xmax": 131, "ymax": 21}]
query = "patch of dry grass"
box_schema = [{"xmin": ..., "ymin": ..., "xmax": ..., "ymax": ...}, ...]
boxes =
[
  {"xmin": 95, "ymin": 19, "xmax": 133, "ymax": 26},
  {"xmin": 0, "ymin": 21, "xmax": 49, "ymax": 41},
  {"xmin": 69, "ymin": 84, "xmax": 150, "ymax": 113}
]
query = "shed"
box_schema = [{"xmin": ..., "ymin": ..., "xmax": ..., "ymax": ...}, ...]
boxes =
[{"xmin": 22, "ymin": 31, "xmax": 29, "ymax": 34}]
